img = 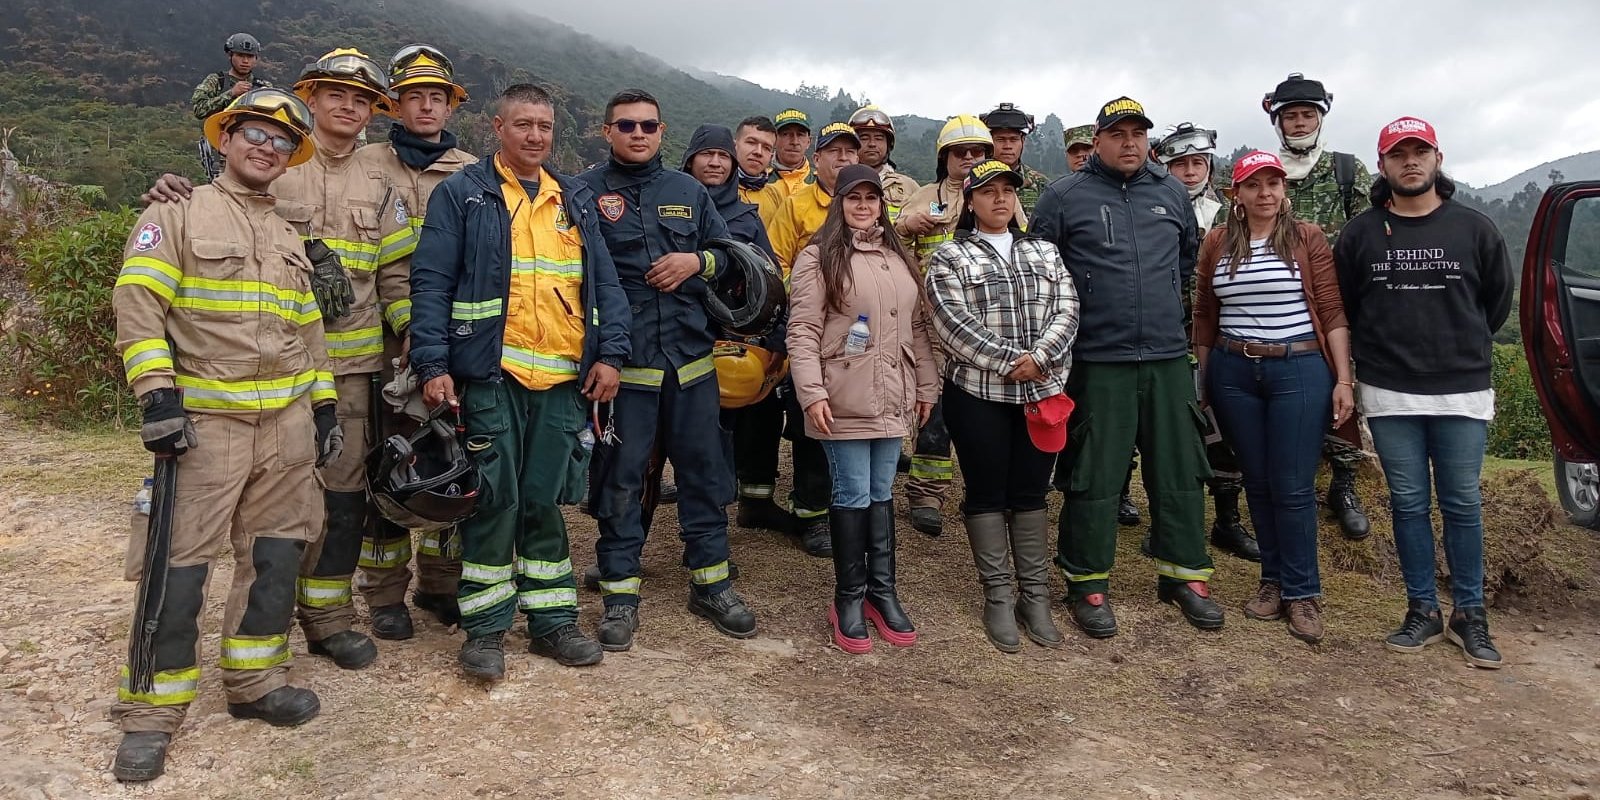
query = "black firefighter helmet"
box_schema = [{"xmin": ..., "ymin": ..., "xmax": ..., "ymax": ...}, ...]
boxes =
[
  {"xmin": 367, "ymin": 405, "xmax": 481, "ymax": 532},
  {"xmin": 703, "ymin": 238, "xmax": 786, "ymax": 337}
]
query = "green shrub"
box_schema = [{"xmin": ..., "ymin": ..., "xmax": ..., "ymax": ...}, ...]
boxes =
[
  {"xmin": 5, "ymin": 207, "xmax": 140, "ymax": 426},
  {"xmin": 1488, "ymin": 343, "xmax": 1552, "ymax": 459}
]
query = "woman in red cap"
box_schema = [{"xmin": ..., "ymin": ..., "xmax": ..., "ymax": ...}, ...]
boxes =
[
  {"xmin": 924, "ymin": 159, "xmax": 1080, "ymax": 653},
  {"xmin": 788, "ymin": 163, "xmax": 939, "ymax": 654},
  {"xmin": 1192, "ymin": 150, "xmax": 1353, "ymax": 644}
]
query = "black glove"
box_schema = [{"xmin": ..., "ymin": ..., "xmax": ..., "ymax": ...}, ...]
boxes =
[
  {"xmin": 139, "ymin": 387, "xmax": 196, "ymax": 456},
  {"xmin": 314, "ymin": 404, "xmax": 344, "ymax": 468},
  {"xmin": 305, "ymin": 239, "xmax": 354, "ymax": 320}
]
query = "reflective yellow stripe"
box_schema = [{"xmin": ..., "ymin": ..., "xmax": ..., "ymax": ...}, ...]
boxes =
[
  {"xmin": 384, "ymin": 299, "xmax": 412, "ymax": 331},
  {"xmin": 459, "ymin": 582, "xmax": 515, "ymax": 615},
  {"xmin": 176, "ymin": 370, "xmax": 318, "ymax": 412},
  {"xmin": 501, "ymin": 344, "xmax": 579, "ymax": 378},
  {"xmin": 461, "ymin": 561, "xmax": 514, "ymax": 583},
  {"xmin": 738, "ymin": 483, "xmax": 775, "ymax": 499},
  {"xmin": 358, "ymin": 537, "xmax": 412, "ymax": 569},
  {"xmin": 677, "ymin": 355, "xmax": 715, "ymax": 387},
  {"xmin": 325, "ymin": 327, "xmax": 384, "ymax": 359},
  {"xmin": 1060, "ymin": 567, "xmax": 1112, "ymax": 583},
  {"xmin": 172, "ymin": 277, "xmax": 320, "ymax": 325},
  {"xmin": 451, "ymin": 299, "xmax": 503, "ymax": 321},
  {"xmin": 116, "ymin": 256, "xmax": 182, "ymax": 300},
  {"xmin": 914, "ymin": 231, "xmax": 955, "ymax": 261},
  {"xmin": 321, "ymin": 237, "xmax": 380, "ymax": 271},
  {"xmin": 620, "ymin": 366, "xmax": 664, "ymax": 388},
  {"xmin": 887, "ymin": 204, "xmax": 904, "ymax": 223},
  {"xmin": 510, "ymin": 255, "xmax": 583, "ymax": 278},
  {"xmin": 378, "ymin": 227, "xmax": 418, "ymax": 265},
  {"xmin": 122, "ymin": 339, "xmax": 173, "ymax": 383},
  {"xmin": 311, "ymin": 371, "xmax": 336, "ymax": 404},
  {"xmin": 118, "ymin": 665, "xmax": 200, "ymax": 706},
  {"xmin": 699, "ymin": 250, "xmax": 716, "ymax": 279},
  {"xmin": 1154, "ymin": 561, "xmax": 1215, "ymax": 582},
  {"xmin": 516, "ymin": 557, "xmax": 573, "ymax": 580},
  {"xmin": 690, "ymin": 561, "xmax": 730, "ymax": 585},
  {"xmin": 297, "ymin": 576, "xmax": 351, "ymax": 608},
  {"xmin": 790, "ymin": 505, "xmax": 826, "ymax": 520},
  {"xmin": 909, "ymin": 457, "xmax": 954, "ymax": 481},
  {"xmin": 517, "ymin": 588, "xmax": 578, "ymax": 610},
  {"xmin": 218, "ymin": 634, "xmax": 289, "ymax": 670},
  {"xmin": 599, "ymin": 577, "xmax": 641, "ymax": 596}
]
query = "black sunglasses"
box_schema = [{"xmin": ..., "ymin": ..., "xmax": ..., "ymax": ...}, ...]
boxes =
[
  {"xmin": 610, "ymin": 118, "xmax": 662, "ymax": 135},
  {"xmin": 230, "ymin": 124, "xmax": 299, "ymax": 156}
]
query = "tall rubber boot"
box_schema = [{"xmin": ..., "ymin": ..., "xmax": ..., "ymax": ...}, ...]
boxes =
[
  {"xmin": 964, "ymin": 512, "xmax": 1020, "ymax": 653},
  {"xmin": 828, "ymin": 506, "xmax": 871, "ymax": 654},
  {"xmin": 1008, "ymin": 509, "xmax": 1062, "ymax": 647},
  {"xmin": 864, "ymin": 500, "xmax": 915, "ymax": 646}
]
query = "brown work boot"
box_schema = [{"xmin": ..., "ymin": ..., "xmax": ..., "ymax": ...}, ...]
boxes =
[
  {"xmin": 1243, "ymin": 582, "xmax": 1283, "ymax": 621},
  {"xmin": 1285, "ymin": 598, "xmax": 1324, "ymax": 644}
]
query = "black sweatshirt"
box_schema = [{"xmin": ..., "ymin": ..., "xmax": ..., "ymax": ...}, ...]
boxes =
[{"xmin": 1334, "ymin": 201, "xmax": 1513, "ymax": 394}]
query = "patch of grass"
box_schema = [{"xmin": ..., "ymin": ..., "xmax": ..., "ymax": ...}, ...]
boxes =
[
  {"xmin": 0, "ymin": 403, "xmax": 144, "ymax": 497},
  {"xmin": 263, "ymin": 753, "xmax": 316, "ymax": 781},
  {"xmin": 15, "ymin": 639, "xmax": 39, "ymax": 654},
  {"xmin": 1484, "ymin": 455, "xmax": 1557, "ymax": 504}
]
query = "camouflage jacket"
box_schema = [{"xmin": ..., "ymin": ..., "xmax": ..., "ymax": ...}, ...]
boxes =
[
  {"xmin": 1015, "ymin": 163, "xmax": 1052, "ymax": 222},
  {"xmin": 191, "ymin": 71, "xmax": 270, "ymax": 121},
  {"xmin": 1286, "ymin": 149, "xmax": 1372, "ymax": 245}
]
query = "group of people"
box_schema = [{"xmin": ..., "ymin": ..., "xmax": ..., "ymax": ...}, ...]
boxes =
[{"xmin": 103, "ymin": 34, "xmax": 1513, "ymax": 782}]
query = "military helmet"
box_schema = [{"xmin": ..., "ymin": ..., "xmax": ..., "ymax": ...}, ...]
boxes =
[
  {"xmin": 294, "ymin": 48, "xmax": 394, "ymax": 115},
  {"xmin": 703, "ymin": 238, "xmax": 786, "ymax": 338},
  {"xmin": 715, "ymin": 341, "xmax": 789, "ymax": 409},
  {"xmin": 935, "ymin": 115, "xmax": 993, "ymax": 181},
  {"xmin": 848, "ymin": 105, "xmax": 896, "ymax": 145},
  {"xmin": 388, "ymin": 43, "xmax": 469, "ymax": 106},
  {"xmin": 366, "ymin": 406, "xmax": 481, "ymax": 532},
  {"xmin": 224, "ymin": 33, "xmax": 260, "ymax": 56},
  {"xmin": 203, "ymin": 88, "xmax": 316, "ymax": 167},
  {"xmin": 1263, "ymin": 72, "xmax": 1333, "ymax": 118},
  {"xmin": 979, "ymin": 102, "xmax": 1036, "ymax": 135}
]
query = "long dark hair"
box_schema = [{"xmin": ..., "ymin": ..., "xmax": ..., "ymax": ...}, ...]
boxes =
[
  {"xmin": 1369, "ymin": 171, "xmax": 1457, "ymax": 208},
  {"xmin": 809, "ymin": 186, "xmax": 915, "ymax": 313}
]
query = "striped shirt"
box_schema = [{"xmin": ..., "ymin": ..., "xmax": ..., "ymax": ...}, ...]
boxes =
[{"xmin": 1213, "ymin": 239, "xmax": 1313, "ymax": 342}]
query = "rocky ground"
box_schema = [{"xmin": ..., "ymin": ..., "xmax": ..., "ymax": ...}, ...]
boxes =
[{"xmin": 1, "ymin": 413, "xmax": 1598, "ymax": 800}]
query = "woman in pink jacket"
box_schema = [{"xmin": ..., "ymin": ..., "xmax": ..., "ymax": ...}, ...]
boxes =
[{"xmin": 788, "ymin": 164, "xmax": 940, "ymax": 654}]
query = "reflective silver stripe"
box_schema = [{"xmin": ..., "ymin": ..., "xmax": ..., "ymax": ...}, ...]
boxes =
[
  {"xmin": 501, "ymin": 345, "xmax": 579, "ymax": 376},
  {"xmin": 511, "ymin": 256, "xmax": 583, "ymax": 277},
  {"xmin": 358, "ymin": 538, "xmax": 412, "ymax": 568},
  {"xmin": 458, "ymin": 582, "xmax": 515, "ymax": 615},
  {"xmin": 599, "ymin": 577, "xmax": 641, "ymax": 595},
  {"xmin": 1154, "ymin": 561, "xmax": 1215, "ymax": 582},
  {"xmin": 690, "ymin": 562, "xmax": 730, "ymax": 585},
  {"xmin": 516, "ymin": 557, "xmax": 573, "ymax": 580},
  {"xmin": 738, "ymin": 484, "xmax": 775, "ymax": 499},
  {"xmin": 218, "ymin": 635, "xmax": 290, "ymax": 669},
  {"xmin": 461, "ymin": 562, "xmax": 514, "ymax": 583},
  {"xmin": 517, "ymin": 588, "xmax": 578, "ymax": 609}
]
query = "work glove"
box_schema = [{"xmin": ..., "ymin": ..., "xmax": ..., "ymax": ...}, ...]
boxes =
[
  {"xmin": 314, "ymin": 404, "xmax": 344, "ymax": 468},
  {"xmin": 305, "ymin": 239, "xmax": 354, "ymax": 320},
  {"xmin": 139, "ymin": 387, "xmax": 197, "ymax": 457}
]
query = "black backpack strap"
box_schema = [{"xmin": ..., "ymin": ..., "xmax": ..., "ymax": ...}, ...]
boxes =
[{"xmin": 1332, "ymin": 151, "xmax": 1356, "ymax": 219}]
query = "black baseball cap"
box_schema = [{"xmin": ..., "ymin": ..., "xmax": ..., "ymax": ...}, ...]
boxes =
[
  {"xmin": 962, "ymin": 159, "xmax": 1023, "ymax": 196},
  {"xmin": 814, "ymin": 122, "xmax": 861, "ymax": 151},
  {"xmin": 834, "ymin": 163, "xmax": 882, "ymax": 196},
  {"xmin": 1096, "ymin": 96, "xmax": 1154, "ymax": 132}
]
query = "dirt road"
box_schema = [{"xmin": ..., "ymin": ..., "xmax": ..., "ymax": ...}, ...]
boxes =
[{"xmin": 1, "ymin": 415, "xmax": 1597, "ymax": 799}]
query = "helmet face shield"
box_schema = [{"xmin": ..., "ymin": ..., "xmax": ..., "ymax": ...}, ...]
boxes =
[
  {"xmin": 390, "ymin": 43, "xmax": 454, "ymax": 77},
  {"xmin": 204, "ymin": 87, "xmax": 317, "ymax": 167},
  {"xmin": 367, "ymin": 413, "xmax": 481, "ymax": 532},
  {"xmin": 1154, "ymin": 124, "xmax": 1218, "ymax": 165}
]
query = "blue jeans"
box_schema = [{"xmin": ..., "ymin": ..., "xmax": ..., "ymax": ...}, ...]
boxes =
[
  {"xmin": 819, "ymin": 438, "xmax": 902, "ymax": 509},
  {"xmin": 1207, "ymin": 347, "xmax": 1332, "ymax": 599},
  {"xmin": 1367, "ymin": 415, "xmax": 1489, "ymax": 609}
]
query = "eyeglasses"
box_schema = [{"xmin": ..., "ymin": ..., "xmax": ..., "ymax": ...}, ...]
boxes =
[
  {"xmin": 230, "ymin": 124, "xmax": 300, "ymax": 156},
  {"xmin": 610, "ymin": 118, "xmax": 662, "ymax": 135},
  {"xmin": 949, "ymin": 145, "xmax": 988, "ymax": 159},
  {"xmin": 390, "ymin": 43, "xmax": 453, "ymax": 77}
]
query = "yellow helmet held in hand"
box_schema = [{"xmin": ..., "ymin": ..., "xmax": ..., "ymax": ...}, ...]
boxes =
[
  {"xmin": 294, "ymin": 47, "xmax": 393, "ymax": 115},
  {"xmin": 715, "ymin": 341, "xmax": 788, "ymax": 409},
  {"xmin": 203, "ymin": 87, "xmax": 316, "ymax": 167}
]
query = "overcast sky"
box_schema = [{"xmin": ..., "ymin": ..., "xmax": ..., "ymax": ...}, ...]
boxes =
[{"xmin": 523, "ymin": 0, "xmax": 1594, "ymax": 187}]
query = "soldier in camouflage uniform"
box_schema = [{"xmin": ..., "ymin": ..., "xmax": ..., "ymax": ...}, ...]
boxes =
[
  {"xmin": 1063, "ymin": 125, "xmax": 1095, "ymax": 172},
  {"xmin": 980, "ymin": 103, "xmax": 1051, "ymax": 219},
  {"xmin": 1264, "ymin": 71, "xmax": 1373, "ymax": 541},
  {"xmin": 191, "ymin": 34, "xmax": 271, "ymax": 179},
  {"xmin": 848, "ymin": 105, "xmax": 921, "ymax": 223}
]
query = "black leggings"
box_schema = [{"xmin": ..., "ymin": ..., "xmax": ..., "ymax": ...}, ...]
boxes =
[{"xmin": 943, "ymin": 381, "xmax": 1055, "ymax": 516}]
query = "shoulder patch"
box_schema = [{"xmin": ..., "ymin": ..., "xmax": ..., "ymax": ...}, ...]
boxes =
[
  {"xmin": 598, "ymin": 193, "xmax": 625, "ymax": 223},
  {"xmin": 658, "ymin": 204, "xmax": 693, "ymax": 220},
  {"xmin": 133, "ymin": 222, "xmax": 163, "ymax": 252}
]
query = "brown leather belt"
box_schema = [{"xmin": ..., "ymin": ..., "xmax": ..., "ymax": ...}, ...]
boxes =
[{"xmin": 1215, "ymin": 336, "xmax": 1320, "ymax": 359}]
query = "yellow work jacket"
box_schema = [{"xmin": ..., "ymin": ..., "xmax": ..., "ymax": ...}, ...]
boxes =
[
  {"xmin": 766, "ymin": 181, "xmax": 832, "ymax": 275},
  {"xmin": 497, "ymin": 157, "xmax": 586, "ymax": 390}
]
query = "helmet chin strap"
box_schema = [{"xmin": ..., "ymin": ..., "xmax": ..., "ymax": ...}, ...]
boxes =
[{"xmin": 1277, "ymin": 120, "xmax": 1323, "ymax": 156}]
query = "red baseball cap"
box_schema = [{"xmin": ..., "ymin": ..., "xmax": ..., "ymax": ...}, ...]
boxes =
[
  {"xmin": 1378, "ymin": 116, "xmax": 1440, "ymax": 155},
  {"xmin": 1231, "ymin": 150, "xmax": 1286, "ymax": 185},
  {"xmin": 1024, "ymin": 393, "xmax": 1075, "ymax": 454}
]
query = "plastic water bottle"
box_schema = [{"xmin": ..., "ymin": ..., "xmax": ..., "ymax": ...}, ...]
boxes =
[
  {"xmin": 133, "ymin": 477, "xmax": 153, "ymax": 515},
  {"xmin": 577, "ymin": 424, "xmax": 596, "ymax": 453},
  {"xmin": 844, "ymin": 314, "xmax": 871, "ymax": 356}
]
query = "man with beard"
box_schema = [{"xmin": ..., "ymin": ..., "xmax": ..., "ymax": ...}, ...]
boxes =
[
  {"xmin": 1263, "ymin": 72, "xmax": 1374, "ymax": 542},
  {"xmin": 848, "ymin": 105, "xmax": 919, "ymax": 223}
]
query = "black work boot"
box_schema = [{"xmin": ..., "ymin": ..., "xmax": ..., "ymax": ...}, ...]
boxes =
[
  {"xmin": 306, "ymin": 629, "xmax": 377, "ymax": 670},
  {"xmin": 413, "ymin": 592, "xmax": 461, "ymax": 627},
  {"xmin": 369, "ymin": 603, "xmax": 415, "ymax": 641},
  {"xmin": 1209, "ymin": 487, "xmax": 1261, "ymax": 562},
  {"xmin": 1385, "ymin": 600, "xmax": 1445, "ymax": 653},
  {"xmin": 529, "ymin": 623, "xmax": 604, "ymax": 667},
  {"xmin": 689, "ymin": 587, "xmax": 758, "ymax": 639},
  {"xmin": 459, "ymin": 631, "xmax": 506, "ymax": 680},
  {"xmin": 1117, "ymin": 466, "xmax": 1141, "ymax": 526},
  {"xmin": 113, "ymin": 731, "xmax": 171, "ymax": 782},
  {"xmin": 1327, "ymin": 464, "xmax": 1371, "ymax": 540},
  {"xmin": 965, "ymin": 513, "xmax": 1021, "ymax": 653},
  {"xmin": 794, "ymin": 514, "xmax": 833, "ymax": 557},
  {"xmin": 864, "ymin": 501, "xmax": 916, "ymax": 646},
  {"xmin": 598, "ymin": 604, "xmax": 640, "ymax": 652},
  {"xmin": 1070, "ymin": 592, "xmax": 1119, "ymax": 639},
  {"xmin": 1158, "ymin": 580, "xmax": 1226, "ymax": 630},
  {"xmin": 657, "ymin": 480, "xmax": 679, "ymax": 505},
  {"xmin": 1446, "ymin": 607, "xmax": 1502, "ymax": 669},
  {"xmin": 828, "ymin": 506, "xmax": 872, "ymax": 654},
  {"xmin": 910, "ymin": 506, "xmax": 944, "ymax": 537},
  {"xmin": 1008, "ymin": 509, "xmax": 1062, "ymax": 647},
  {"xmin": 736, "ymin": 496, "xmax": 792, "ymax": 533},
  {"xmin": 227, "ymin": 685, "xmax": 321, "ymax": 727}
]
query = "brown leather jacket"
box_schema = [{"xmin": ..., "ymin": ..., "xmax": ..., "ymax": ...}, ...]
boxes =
[{"xmin": 1192, "ymin": 220, "xmax": 1348, "ymax": 371}]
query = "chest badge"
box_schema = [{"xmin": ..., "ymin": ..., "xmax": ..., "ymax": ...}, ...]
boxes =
[
  {"xmin": 394, "ymin": 198, "xmax": 409, "ymax": 226},
  {"xmin": 658, "ymin": 204, "xmax": 692, "ymax": 220},
  {"xmin": 598, "ymin": 193, "xmax": 625, "ymax": 223},
  {"xmin": 455, "ymin": 322, "xmax": 474, "ymax": 336},
  {"xmin": 554, "ymin": 205, "xmax": 572, "ymax": 232}
]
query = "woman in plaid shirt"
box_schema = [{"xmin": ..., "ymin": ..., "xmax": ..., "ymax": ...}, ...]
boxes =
[{"xmin": 925, "ymin": 160, "xmax": 1080, "ymax": 653}]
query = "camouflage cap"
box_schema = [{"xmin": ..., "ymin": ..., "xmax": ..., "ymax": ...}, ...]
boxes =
[{"xmin": 1063, "ymin": 124, "xmax": 1095, "ymax": 149}]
